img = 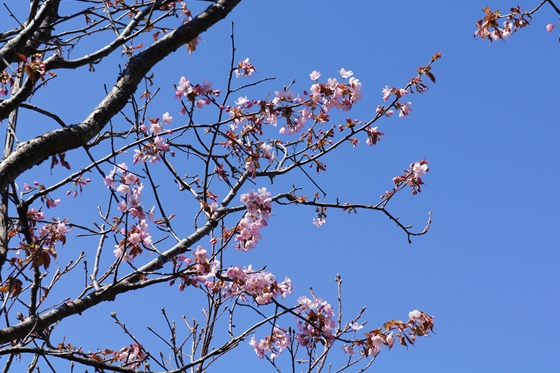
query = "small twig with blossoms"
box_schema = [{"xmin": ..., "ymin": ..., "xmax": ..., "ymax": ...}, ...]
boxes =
[{"xmin": 475, "ymin": 0, "xmax": 560, "ymax": 42}]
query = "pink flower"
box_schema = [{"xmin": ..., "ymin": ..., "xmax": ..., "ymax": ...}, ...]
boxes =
[
  {"xmin": 312, "ymin": 218, "xmax": 326, "ymax": 227},
  {"xmin": 412, "ymin": 161, "xmax": 429, "ymax": 177},
  {"xmin": 56, "ymin": 221, "xmax": 72, "ymax": 234},
  {"xmin": 150, "ymin": 121, "xmax": 163, "ymax": 135},
  {"xmin": 409, "ymin": 309, "xmax": 423, "ymax": 323},
  {"xmin": 350, "ymin": 322, "xmax": 363, "ymax": 331},
  {"xmin": 309, "ymin": 70, "xmax": 321, "ymax": 80},
  {"xmin": 342, "ymin": 344, "xmax": 355, "ymax": 356},
  {"xmin": 398, "ymin": 101, "xmax": 412, "ymax": 117},
  {"xmin": 46, "ymin": 198, "xmax": 60, "ymax": 208},
  {"xmin": 547, "ymin": 24, "xmax": 555, "ymax": 33},
  {"xmin": 235, "ymin": 58, "xmax": 256, "ymax": 77},
  {"xmin": 339, "ymin": 68, "xmax": 353, "ymax": 78},
  {"xmin": 368, "ymin": 335, "xmax": 383, "ymax": 356},
  {"xmin": 235, "ymin": 96, "xmax": 252, "ymax": 108},
  {"xmin": 387, "ymin": 332, "xmax": 395, "ymax": 348},
  {"xmin": 382, "ymin": 85, "xmax": 392, "ymax": 101},
  {"xmin": 162, "ymin": 112, "xmax": 173, "ymax": 124}
]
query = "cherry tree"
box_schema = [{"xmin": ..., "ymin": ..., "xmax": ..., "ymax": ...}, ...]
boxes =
[{"xmin": 0, "ymin": 1, "xmax": 438, "ymax": 372}]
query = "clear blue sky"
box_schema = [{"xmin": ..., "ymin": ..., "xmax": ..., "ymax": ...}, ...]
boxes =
[{"xmin": 2, "ymin": 0, "xmax": 559, "ymax": 372}]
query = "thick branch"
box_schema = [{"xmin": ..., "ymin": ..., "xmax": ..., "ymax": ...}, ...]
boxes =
[
  {"xmin": 0, "ymin": 0, "xmax": 61, "ymax": 71},
  {"xmin": 0, "ymin": 0, "xmax": 241, "ymax": 192},
  {"xmin": 0, "ymin": 214, "xmax": 219, "ymax": 345}
]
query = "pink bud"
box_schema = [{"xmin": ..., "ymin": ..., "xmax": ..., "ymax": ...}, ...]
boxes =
[{"xmin": 546, "ymin": 24, "xmax": 555, "ymax": 33}]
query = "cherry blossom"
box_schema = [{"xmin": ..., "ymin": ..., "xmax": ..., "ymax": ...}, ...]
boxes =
[
  {"xmin": 235, "ymin": 58, "xmax": 256, "ymax": 77},
  {"xmin": 235, "ymin": 188, "xmax": 272, "ymax": 251},
  {"xmin": 382, "ymin": 85, "xmax": 392, "ymax": 101},
  {"xmin": 339, "ymin": 68, "xmax": 353, "ymax": 78},
  {"xmin": 408, "ymin": 309, "xmax": 423, "ymax": 323},
  {"xmin": 295, "ymin": 295, "xmax": 336, "ymax": 348},
  {"xmin": 309, "ymin": 70, "xmax": 321, "ymax": 80},
  {"xmin": 162, "ymin": 112, "xmax": 173, "ymax": 124},
  {"xmin": 113, "ymin": 343, "xmax": 147, "ymax": 369},
  {"xmin": 312, "ymin": 218, "xmax": 326, "ymax": 227},
  {"xmin": 250, "ymin": 327, "xmax": 290, "ymax": 359},
  {"xmin": 398, "ymin": 101, "xmax": 412, "ymax": 117}
]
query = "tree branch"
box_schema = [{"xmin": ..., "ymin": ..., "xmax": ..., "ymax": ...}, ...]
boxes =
[{"xmin": 0, "ymin": 0, "xmax": 242, "ymax": 192}]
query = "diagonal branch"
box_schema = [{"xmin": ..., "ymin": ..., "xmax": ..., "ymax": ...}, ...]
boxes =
[{"xmin": 0, "ymin": 0, "xmax": 242, "ymax": 192}]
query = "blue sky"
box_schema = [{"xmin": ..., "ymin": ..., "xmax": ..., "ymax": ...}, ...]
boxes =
[{"xmin": 2, "ymin": 0, "xmax": 560, "ymax": 372}]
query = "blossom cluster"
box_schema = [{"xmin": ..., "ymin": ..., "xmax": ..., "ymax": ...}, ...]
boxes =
[
  {"xmin": 224, "ymin": 65, "xmax": 364, "ymax": 139},
  {"xmin": 101, "ymin": 343, "xmax": 147, "ymax": 369},
  {"xmin": 173, "ymin": 246, "xmax": 220, "ymax": 290},
  {"xmin": 242, "ymin": 142, "xmax": 276, "ymax": 178},
  {"xmin": 341, "ymin": 310, "xmax": 434, "ymax": 358},
  {"xmin": 134, "ymin": 112, "xmax": 174, "ymax": 164},
  {"xmin": 7, "ymin": 207, "xmax": 71, "ymax": 271},
  {"xmin": 294, "ymin": 295, "xmax": 336, "ymax": 348},
  {"xmin": 474, "ymin": 6, "xmax": 531, "ymax": 42},
  {"xmin": 308, "ymin": 68, "xmax": 363, "ymax": 113},
  {"xmin": 0, "ymin": 70, "xmax": 14, "ymax": 96},
  {"xmin": 23, "ymin": 181, "xmax": 61, "ymax": 208},
  {"xmin": 235, "ymin": 58, "xmax": 256, "ymax": 77},
  {"xmin": 235, "ymin": 188, "xmax": 272, "ymax": 251},
  {"xmin": 249, "ymin": 326, "xmax": 290, "ymax": 359},
  {"xmin": 104, "ymin": 164, "xmax": 153, "ymax": 262},
  {"xmin": 220, "ymin": 265, "xmax": 292, "ymax": 305},
  {"xmin": 173, "ymin": 249, "xmax": 292, "ymax": 305},
  {"xmin": 173, "ymin": 57, "xmax": 439, "ymax": 184},
  {"xmin": 175, "ymin": 76, "xmax": 220, "ymax": 111},
  {"xmin": 381, "ymin": 159, "xmax": 429, "ymax": 199}
]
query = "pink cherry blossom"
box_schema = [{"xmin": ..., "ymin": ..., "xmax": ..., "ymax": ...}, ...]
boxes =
[
  {"xmin": 235, "ymin": 58, "xmax": 256, "ymax": 77},
  {"xmin": 412, "ymin": 161, "xmax": 429, "ymax": 177},
  {"xmin": 312, "ymin": 218, "xmax": 326, "ymax": 227},
  {"xmin": 249, "ymin": 327, "xmax": 290, "ymax": 359},
  {"xmin": 309, "ymin": 70, "xmax": 321, "ymax": 80},
  {"xmin": 398, "ymin": 101, "xmax": 412, "ymax": 117},
  {"xmin": 382, "ymin": 85, "xmax": 392, "ymax": 101},
  {"xmin": 409, "ymin": 309, "xmax": 423, "ymax": 323},
  {"xmin": 342, "ymin": 344, "xmax": 356, "ymax": 356},
  {"xmin": 56, "ymin": 221, "xmax": 72, "ymax": 235},
  {"xmin": 46, "ymin": 198, "xmax": 60, "ymax": 208},
  {"xmin": 547, "ymin": 24, "xmax": 555, "ymax": 33},
  {"xmin": 162, "ymin": 112, "xmax": 173, "ymax": 124},
  {"xmin": 339, "ymin": 68, "xmax": 353, "ymax": 78},
  {"xmin": 295, "ymin": 295, "xmax": 335, "ymax": 348},
  {"xmin": 387, "ymin": 332, "xmax": 395, "ymax": 348},
  {"xmin": 368, "ymin": 335, "xmax": 383, "ymax": 356}
]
